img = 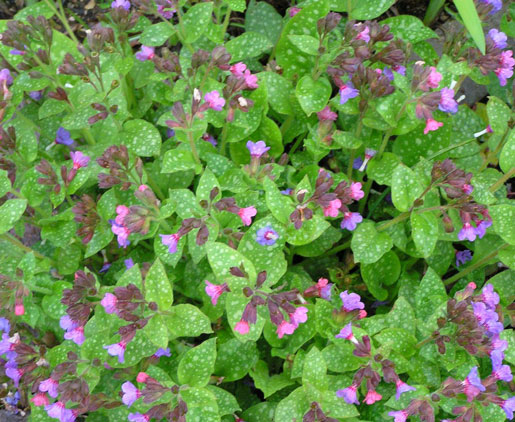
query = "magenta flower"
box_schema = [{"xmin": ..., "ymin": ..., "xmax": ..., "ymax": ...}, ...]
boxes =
[
  {"xmin": 122, "ymin": 381, "xmax": 141, "ymax": 407},
  {"xmin": 104, "ymin": 341, "xmax": 127, "ymax": 363},
  {"xmin": 70, "ymin": 151, "xmax": 90, "ymax": 169},
  {"xmin": 115, "ymin": 205, "xmax": 129, "ymax": 225},
  {"xmin": 335, "ymin": 322, "xmax": 357, "ymax": 343},
  {"xmin": 290, "ymin": 306, "xmax": 308, "ymax": 326},
  {"xmin": 323, "ymin": 199, "xmax": 341, "ymax": 217},
  {"xmin": 205, "ymin": 280, "xmax": 229, "ymax": 305},
  {"xmin": 128, "ymin": 413, "xmax": 150, "ymax": 422},
  {"xmin": 350, "ymin": 182, "xmax": 364, "ymax": 200},
  {"xmin": 157, "ymin": 0, "xmax": 175, "ymax": 19},
  {"xmin": 458, "ymin": 222, "xmax": 477, "ymax": 242},
  {"xmin": 495, "ymin": 50, "xmax": 514, "ymax": 86},
  {"xmin": 135, "ymin": 46, "xmax": 155, "ymax": 61},
  {"xmin": 204, "ymin": 90, "xmax": 225, "ymax": 111},
  {"xmin": 31, "ymin": 393, "xmax": 50, "ymax": 407},
  {"xmin": 154, "ymin": 347, "xmax": 171, "ymax": 358},
  {"xmin": 395, "ymin": 379, "xmax": 416, "ymax": 400},
  {"xmin": 340, "ymin": 212, "xmax": 362, "ymax": 231},
  {"xmin": 243, "ymin": 69, "xmax": 259, "ymax": 89},
  {"xmin": 101, "ymin": 293, "xmax": 118, "ymax": 314},
  {"xmin": 234, "ymin": 320, "xmax": 249, "ymax": 335},
  {"xmin": 39, "ymin": 377, "xmax": 59, "ymax": 398},
  {"xmin": 364, "ymin": 389, "xmax": 382, "ymax": 405},
  {"xmin": 388, "ymin": 410, "xmax": 409, "ymax": 422},
  {"xmin": 63, "ymin": 325, "xmax": 85, "ymax": 345},
  {"xmin": 455, "ymin": 250, "xmax": 472, "ymax": 267},
  {"xmin": 339, "ymin": 83, "xmax": 359, "ymax": 105},
  {"xmin": 256, "ymin": 226, "xmax": 279, "ymax": 246},
  {"xmin": 336, "ymin": 384, "xmax": 359, "ymax": 405},
  {"xmin": 354, "ymin": 24, "xmax": 370, "ymax": 43},
  {"xmin": 488, "ymin": 29, "xmax": 508, "ymax": 49},
  {"xmin": 55, "ymin": 127, "xmax": 73, "ymax": 146},
  {"xmin": 340, "ymin": 290, "xmax": 365, "ymax": 312},
  {"xmin": 317, "ymin": 106, "xmax": 338, "ymax": 121},
  {"xmin": 238, "ymin": 206, "xmax": 257, "ymax": 226},
  {"xmin": 111, "ymin": 0, "xmax": 130, "ymax": 9},
  {"xmin": 426, "ymin": 66, "xmax": 442, "ymax": 89},
  {"xmin": 289, "ymin": 6, "xmax": 301, "ymax": 17},
  {"xmin": 480, "ymin": 284, "xmax": 499, "ymax": 309},
  {"xmin": 499, "ymin": 397, "xmax": 515, "ymax": 420},
  {"xmin": 111, "ymin": 220, "xmax": 131, "ymax": 248},
  {"xmin": 276, "ymin": 320, "xmax": 296, "ymax": 338},
  {"xmin": 439, "ymin": 88, "xmax": 458, "ymax": 114},
  {"xmin": 160, "ymin": 233, "xmax": 181, "ymax": 254},
  {"xmin": 317, "ymin": 278, "xmax": 333, "ymax": 300},
  {"xmin": 136, "ymin": 372, "xmax": 150, "ymax": 383},
  {"xmin": 246, "ymin": 140, "xmax": 270, "ymax": 157},
  {"xmin": 0, "ymin": 69, "xmax": 13, "ymax": 86},
  {"xmin": 394, "ymin": 65, "xmax": 406, "ymax": 75},
  {"xmin": 424, "ymin": 118, "xmax": 443, "ymax": 134},
  {"xmin": 230, "ymin": 62, "xmax": 247, "ymax": 77},
  {"xmin": 463, "ymin": 366, "xmax": 485, "ymax": 401}
]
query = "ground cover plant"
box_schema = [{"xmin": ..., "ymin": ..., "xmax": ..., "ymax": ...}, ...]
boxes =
[{"xmin": 0, "ymin": 0, "xmax": 514, "ymax": 421}]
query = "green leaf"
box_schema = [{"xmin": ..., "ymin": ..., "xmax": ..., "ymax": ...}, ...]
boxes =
[
  {"xmin": 302, "ymin": 347, "xmax": 328, "ymax": 391},
  {"xmin": 490, "ymin": 204, "xmax": 515, "ymax": 245},
  {"xmin": 375, "ymin": 327, "xmax": 417, "ymax": 357},
  {"xmin": 178, "ymin": 338, "xmax": 217, "ymax": 387},
  {"xmin": 139, "ymin": 22, "xmax": 175, "ymax": 46},
  {"xmin": 415, "ymin": 267, "xmax": 447, "ymax": 320},
  {"xmin": 0, "ymin": 170, "xmax": 11, "ymax": 197},
  {"xmin": 367, "ymin": 152, "xmax": 401, "ymax": 186},
  {"xmin": 500, "ymin": 129, "xmax": 515, "ymax": 174},
  {"xmin": 85, "ymin": 222, "xmax": 114, "ymax": 258},
  {"xmin": 487, "ymin": 96, "xmax": 512, "ymax": 133},
  {"xmin": 296, "ymin": 76, "xmax": 331, "ymax": 116},
  {"xmin": 250, "ymin": 360, "xmax": 295, "ymax": 398},
  {"xmin": 258, "ymin": 72, "xmax": 294, "ymax": 115},
  {"xmin": 182, "ymin": 2, "xmax": 214, "ymax": 43},
  {"xmin": 286, "ymin": 215, "xmax": 330, "ymax": 246},
  {"xmin": 361, "ymin": 250, "xmax": 401, "ymax": 300},
  {"xmin": 0, "ymin": 199, "xmax": 27, "ymax": 234},
  {"xmin": 275, "ymin": 388, "xmax": 309, "ymax": 421},
  {"xmin": 411, "ymin": 211, "xmax": 439, "ymax": 257},
  {"xmin": 145, "ymin": 258, "xmax": 173, "ymax": 310},
  {"xmin": 332, "ymin": 131, "xmax": 362, "ymax": 149},
  {"xmin": 162, "ymin": 147, "xmax": 201, "ymax": 173},
  {"xmin": 163, "ymin": 304, "xmax": 213, "ymax": 338},
  {"xmin": 453, "ymin": 0, "xmax": 486, "ymax": 54},
  {"xmin": 245, "ymin": 1, "xmax": 283, "ymax": 45},
  {"xmin": 206, "ymin": 385, "xmax": 241, "ymax": 416},
  {"xmin": 263, "ymin": 177, "xmax": 294, "ymax": 224},
  {"xmin": 288, "ymin": 35, "xmax": 320, "ymax": 55},
  {"xmin": 322, "ymin": 343, "xmax": 363, "ymax": 373},
  {"xmin": 391, "ymin": 164, "xmax": 424, "ymax": 212},
  {"xmin": 14, "ymin": 2, "xmax": 55, "ymax": 19},
  {"xmin": 350, "ymin": 0, "xmax": 395, "ymax": 19},
  {"xmin": 196, "ymin": 168, "xmax": 221, "ymax": 203},
  {"xmin": 226, "ymin": 32, "xmax": 273, "ymax": 63},
  {"xmin": 122, "ymin": 119, "xmax": 161, "ymax": 157},
  {"xmin": 381, "ymin": 15, "xmax": 437, "ymax": 43},
  {"xmin": 351, "ymin": 221, "xmax": 393, "ymax": 264},
  {"xmin": 224, "ymin": 0, "xmax": 246, "ymax": 11},
  {"xmin": 215, "ymin": 338, "xmax": 258, "ymax": 382}
]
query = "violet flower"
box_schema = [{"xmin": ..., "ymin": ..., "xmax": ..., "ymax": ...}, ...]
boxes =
[
  {"xmin": 204, "ymin": 90, "xmax": 226, "ymax": 111},
  {"xmin": 160, "ymin": 233, "xmax": 181, "ymax": 254},
  {"xmin": 340, "ymin": 291, "xmax": 365, "ymax": 312},
  {"xmin": 135, "ymin": 46, "xmax": 155, "ymax": 61},
  {"xmin": 256, "ymin": 226, "xmax": 279, "ymax": 246},
  {"xmin": 455, "ymin": 250, "xmax": 472, "ymax": 267},
  {"xmin": 340, "ymin": 212, "xmax": 362, "ymax": 231},
  {"xmin": 339, "ymin": 83, "xmax": 359, "ymax": 105},
  {"xmin": 246, "ymin": 140, "xmax": 270, "ymax": 158},
  {"xmin": 488, "ymin": 29, "xmax": 508, "ymax": 49}
]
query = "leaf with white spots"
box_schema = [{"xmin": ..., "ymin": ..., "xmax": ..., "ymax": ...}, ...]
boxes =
[
  {"xmin": 226, "ymin": 32, "xmax": 273, "ymax": 63},
  {"xmin": 122, "ymin": 119, "xmax": 161, "ymax": 157},
  {"xmin": 181, "ymin": 387, "xmax": 220, "ymax": 422},
  {"xmin": 197, "ymin": 168, "xmax": 221, "ymax": 203},
  {"xmin": 258, "ymin": 72, "xmax": 295, "ymax": 115},
  {"xmin": 250, "ymin": 360, "xmax": 295, "ymax": 398},
  {"xmin": 215, "ymin": 338, "xmax": 258, "ymax": 381},
  {"xmin": 0, "ymin": 199, "xmax": 27, "ymax": 234},
  {"xmin": 182, "ymin": 2, "xmax": 214, "ymax": 43},
  {"xmin": 487, "ymin": 96, "xmax": 512, "ymax": 134},
  {"xmin": 206, "ymin": 241, "xmax": 257, "ymax": 290},
  {"xmin": 0, "ymin": 170, "xmax": 11, "ymax": 198},
  {"xmin": 288, "ymin": 35, "xmax": 320, "ymax": 55},
  {"xmin": 274, "ymin": 387, "xmax": 309, "ymax": 421},
  {"xmin": 164, "ymin": 304, "xmax": 213, "ymax": 338},
  {"xmin": 295, "ymin": 225, "xmax": 342, "ymax": 257},
  {"xmin": 322, "ymin": 344, "xmax": 363, "ymax": 373},
  {"xmin": 410, "ymin": 211, "xmax": 439, "ymax": 257},
  {"xmin": 286, "ymin": 215, "xmax": 330, "ymax": 246},
  {"xmin": 139, "ymin": 22, "xmax": 175, "ymax": 46},
  {"xmin": 145, "ymin": 258, "xmax": 173, "ymax": 310},
  {"xmin": 350, "ymin": 0, "xmax": 395, "ymax": 19},
  {"xmin": 489, "ymin": 270, "xmax": 515, "ymax": 307},
  {"xmin": 391, "ymin": 164, "xmax": 424, "ymax": 212},
  {"xmin": 375, "ymin": 327, "xmax": 417, "ymax": 357},
  {"xmin": 351, "ymin": 221, "xmax": 393, "ymax": 264},
  {"xmin": 415, "ymin": 267, "xmax": 447, "ymax": 320},
  {"xmin": 178, "ymin": 338, "xmax": 217, "ymax": 387},
  {"xmin": 490, "ymin": 205, "xmax": 515, "ymax": 245},
  {"xmin": 206, "ymin": 386, "xmax": 241, "ymax": 416},
  {"xmin": 85, "ymin": 221, "xmax": 114, "ymax": 258},
  {"xmin": 472, "ymin": 169, "xmax": 504, "ymax": 205},
  {"xmin": 500, "ymin": 129, "xmax": 515, "ymax": 174},
  {"xmin": 170, "ymin": 188, "xmax": 205, "ymax": 219},
  {"xmin": 380, "ymin": 15, "xmax": 437, "ymax": 43},
  {"xmin": 361, "ymin": 250, "xmax": 401, "ymax": 300},
  {"xmin": 302, "ymin": 346, "xmax": 328, "ymax": 391},
  {"xmin": 263, "ymin": 177, "xmax": 295, "ymax": 225},
  {"xmin": 367, "ymin": 152, "xmax": 401, "ymax": 186},
  {"xmin": 245, "ymin": 1, "xmax": 283, "ymax": 45},
  {"xmin": 387, "ymin": 296, "xmax": 416, "ymax": 334},
  {"xmin": 296, "ymin": 75, "xmax": 332, "ymax": 116}
]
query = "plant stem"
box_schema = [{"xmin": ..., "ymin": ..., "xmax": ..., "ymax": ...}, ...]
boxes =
[
  {"xmin": 366, "ymin": 187, "xmax": 390, "ymax": 218},
  {"xmin": 325, "ymin": 240, "xmax": 351, "ymax": 256},
  {"xmin": 1, "ymin": 233, "xmax": 51, "ymax": 263},
  {"xmin": 479, "ymin": 128, "xmax": 510, "ymax": 171},
  {"xmin": 143, "ymin": 168, "xmax": 166, "ymax": 201},
  {"xmin": 489, "ymin": 167, "xmax": 515, "ymax": 193},
  {"xmin": 187, "ymin": 131, "xmax": 201, "ymax": 164},
  {"xmin": 443, "ymin": 243, "xmax": 508, "ymax": 286},
  {"xmin": 220, "ymin": 123, "xmax": 229, "ymax": 157},
  {"xmin": 44, "ymin": 0, "xmax": 79, "ymax": 44},
  {"xmin": 415, "ymin": 335, "xmax": 435, "ymax": 349},
  {"xmin": 425, "ymin": 138, "xmax": 476, "ymax": 161},
  {"xmin": 347, "ymin": 118, "xmax": 364, "ymax": 179}
]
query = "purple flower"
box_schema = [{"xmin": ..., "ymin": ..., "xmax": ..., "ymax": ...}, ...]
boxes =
[
  {"xmin": 160, "ymin": 233, "xmax": 181, "ymax": 254},
  {"xmin": 481, "ymin": 0, "xmax": 503, "ymax": 14},
  {"xmin": 63, "ymin": 326, "xmax": 85, "ymax": 346},
  {"xmin": 0, "ymin": 317, "xmax": 10, "ymax": 333},
  {"xmin": 166, "ymin": 128, "xmax": 175, "ymax": 138},
  {"xmin": 6, "ymin": 367, "xmax": 22, "ymax": 387},
  {"xmin": 335, "ymin": 322, "xmax": 357, "ymax": 343},
  {"xmin": 336, "ymin": 384, "xmax": 359, "ymax": 405},
  {"xmin": 158, "ymin": 1, "xmax": 175, "ymax": 19},
  {"xmin": 101, "ymin": 293, "xmax": 118, "ymax": 314},
  {"xmin": 99, "ymin": 262, "xmax": 111, "ymax": 273},
  {"xmin": 472, "ymin": 302, "xmax": 498, "ymax": 326},
  {"xmin": 353, "ymin": 157, "xmax": 364, "ymax": 170},
  {"xmin": 204, "ymin": 90, "xmax": 225, "ymax": 111},
  {"xmin": 70, "ymin": 151, "xmax": 90, "ymax": 169},
  {"xmin": 135, "ymin": 46, "xmax": 155, "ymax": 61},
  {"xmin": 0, "ymin": 332, "xmax": 15, "ymax": 355},
  {"xmin": 383, "ymin": 67, "xmax": 395, "ymax": 81},
  {"xmin": 455, "ymin": 250, "xmax": 472, "ymax": 267},
  {"xmin": 493, "ymin": 364, "xmax": 513, "ymax": 382},
  {"xmin": 111, "ymin": 220, "xmax": 130, "ymax": 248},
  {"xmin": 388, "ymin": 410, "xmax": 409, "ymax": 422},
  {"xmin": 0, "ymin": 69, "xmax": 13, "ymax": 86},
  {"xmin": 393, "ymin": 65, "xmax": 406, "ymax": 76},
  {"xmin": 55, "ymin": 127, "xmax": 73, "ymax": 146},
  {"xmin": 395, "ymin": 380, "xmax": 416, "ymax": 400},
  {"xmin": 480, "ymin": 284, "xmax": 499, "ymax": 309},
  {"xmin": 45, "ymin": 402, "xmax": 73, "ymax": 421},
  {"xmin": 124, "ymin": 258, "xmax": 134, "ymax": 269},
  {"xmin": 340, "ymin": 290, "xmax": 365, "ymax": 312},
  {"xmin": 463, "ymin": 366, "xmax": 485, "ymax": 401},
  {"xmin": 39, "ymin": 377, "xmax": 59, "ymax": 398},
  {"xmin": 475, "ymin": 220, "xmax": 490, "ymax": 239},
  {"xmin": 154, "ymin": 347, "xmax": 171, "ymax": 358},
  {"xmin": 256, "ymin": 226, "xmax": 279, "ymax": 246},
  {"xmin": 458, "ymin": 222, "xmax": 477, "ymax": 242},
  {"xmin": 495, "ymin": 50, "xmax": 515, "ymax": 86},
  {"xmin": 488, "ymin": 29, "xmax": 508, "ymax": 49},
  {"xmin": 246, "ymin": 140, "xmax": 270, "ymax": 158},
  {"xmin": 202, "ymin": 133, "xmax": 217, "ymax": 146},
  {"xmin": 128, "ymin": 413, "xmax": 150, "ymax": 422},
  {"xmin": 281, "ymin": 188, "xmax": 293, "ymax": 195},
  {"xmin": 500, "ymin": 397, "xmax": 515, "ymax": 420},
  {"xmin": 340, "ymin": 212, "xmax": 362, "ymax": 231},
  {"xmin": 439, "ymin": 88, "xmax": 458, "ymax": 114},
  {"xmin": 29, "ymin": 90, "xmax": 43, "ymax": 100},
  {"xmin": 10, "ymin": 48, "xmax": 26, "ymax": 56},
  {"xmin": 122, "ymin": 381, "xmax": 141, "ymax": 407},
  {"xmin": 111, "ymin": 0, "xmax": 130, "ymax": 9},
  {"xmin": 104, "ymin": 341, "xmax": 127, "ymax": 363},
  {"xmin": 339, "ymin": 83, "xmax": 359, "ymax": 105}
]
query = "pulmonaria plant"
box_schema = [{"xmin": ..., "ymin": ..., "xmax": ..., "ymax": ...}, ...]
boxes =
[{"xmin": 0, "ymin": 0, "xmax": 513, "ymax": 421}]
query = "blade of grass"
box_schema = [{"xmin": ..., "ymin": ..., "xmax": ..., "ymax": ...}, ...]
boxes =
[
  {"xmin": 453, "ymin": 0, "xmax": 486, "ymax": 54},
  {"xmin": 424, "ymin": 0, "xmax": 446, "ymax": 25}
]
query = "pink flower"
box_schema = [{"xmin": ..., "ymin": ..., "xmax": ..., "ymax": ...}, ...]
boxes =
[
  {"xmin": 340, "ymin": 212, "xmax": 362, "ymax": 231},
  {"xmin": 204, "ymin": 90, "xmax": 225, "ymax": 111},
  {"xmin": 426, "ymin": 66, "xmax": 442, "ymax": 89},
  {"xmin": 247, "ymin": 140, "xmax": 270, "ymax": 157},
  {"xmin": 424, "ymin": 118, "xmax": 443, "ymax": 134},
  {"xmin": 135, "ymin": 46, "xmax": 155, "ymax": 61},
  {"xmin": 308, "ymin": 277, "xmax": 333, "ymax": 300},
  {"xmin": 104, "ymin": 341, "xmax": 127, "ymax": 363},
  {"xmin": 495, "ymin": 50, "xmax": 514, "ymax": 86},
  {"xmin": 115, "ymin": 205, "xmax": 129, "ymax": 225},
  {"xmin": 230, "ymin": 62, "xmax": 247, "ymax": 77},
  {"xmin": 336, "ymin": 384, "xmax": 359, "ymax": 405},
  {"xmin": 70, "ymin": 151, "xmax": 90, "ymax": 169},
  {"xmin": 354, "ymin": 24, "xmax": 370, "ymax": 43},
  {"xmin": 31, "ymin": 393, "xmax": 50, "ymax": 407},
  {"xmin": 364, "ymin": 389, "xmax": 382, "ymax": 405},
  {"xmin": 289, "ymin": 306, "xmax": 308, "ymax": 326},
  {"xmin": 243, "ymin": 69, "xmax": 259, "ymax": 89},
  {"xmin": 388, "ymin": 410, "xmax": 409, "ymax": 422},
  {"xmin": 14, "ymin": 304, "xmax": 24, "ymax": 316},
  {"xmin": 136, "ymin": 372, "xmax": 150, "ymax": 383},
  {"xmin": 323, "ymin": 199, "xmax": 341, "ymax": 217},
  {"xmin": 160, "ymin": 233, "xmax": 181, "ymax": 254},
  {"xmin": 101, "ymin": 293, "xmax": 118, "ymax": 314},
  {"xmin": 122, "ymin": 381, "xmax": 141, "ymax": 407},
  {"xmin": 204, "ymin": 280, "xmax": 229, "ymax": 306},
  {"xmin": 39, "ymin": 377, "xmax": 59, "ymax": 398},
  {"xmin": 234, "ymin": 320, "xmax": 249, "ymax": 335},
  {"xmin": 317, "ymin": 106, "xmax": 338, "ymax": 121},
  {"xmin": 350, "ymin": 182, "xmax": 364, "ymax": 200},
  {"xmin": 276, "ymin": 320, "xmax": 296, "ymax": 338},
  {"xmin": 157, "ymin": 0, "xmax": 175, "ymax": 19},
  {"xmin": 238, "ymin": 206, "xmax": 257, "ymax": 226},
  {"xmin": 289, "ymin": 6, "xmax": 301, "ymax": 17},
  {"xmin": 128, "ymin": 413, "xmax": 150, "ymax": 422},
  {"xmin": 335, "ymin": 322, "xmax": 358, "ymax": 343}
]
